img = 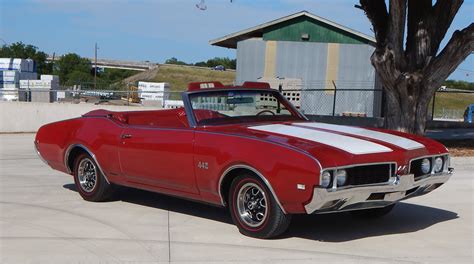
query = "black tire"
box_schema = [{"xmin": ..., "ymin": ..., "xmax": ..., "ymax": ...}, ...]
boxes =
[
  {"xmin": 228, "ymin": 174, "xmax": 291, "ymax": 238},
  {"xmin": 349, "ymin": 204, "xmax": 396, "ymax": 218},
  {"xmin": 73, "ymin": 153, "xmax": 114, "ymax": 202}
]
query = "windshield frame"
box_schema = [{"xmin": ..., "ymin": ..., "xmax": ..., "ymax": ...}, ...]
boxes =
[{"xmin": 182, "ymin": 88, "xmax": 308, "ymax": 127}]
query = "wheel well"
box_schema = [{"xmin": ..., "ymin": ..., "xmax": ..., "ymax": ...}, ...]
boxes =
[
  {"xmin": 66, "ymin": 146, "xmax": 87, "ymax": 174},
  {"xmin": 220, "ymin": 168, "xmax": 258, "ymax": 206}
]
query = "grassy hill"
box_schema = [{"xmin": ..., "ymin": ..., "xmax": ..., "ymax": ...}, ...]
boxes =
[
  {"xmin": 433, "ymin": 92, "xmax": 474, "ymax": 119},
  {"xmin": 124, "ymin": 64, "xmax": 235, "ymax": 91},
  {"xmin": 152, "ymin": 64, "xmax": 235, "ymax": 91}
]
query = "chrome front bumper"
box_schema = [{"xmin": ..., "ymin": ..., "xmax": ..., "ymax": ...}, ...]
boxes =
[{"xmin": 304, "ymin": 171, "xmax": 453, "ymax": 214}]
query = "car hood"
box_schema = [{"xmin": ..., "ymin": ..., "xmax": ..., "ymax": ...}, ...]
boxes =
[{"xmin": 201, "ymin": 121, "xmax": 448, "ymax": 170}]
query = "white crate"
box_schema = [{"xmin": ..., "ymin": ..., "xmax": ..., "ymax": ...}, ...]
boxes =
[
  {"xmin": 19, "ymin": 80, "xmax": 59, "ymax": 89},
  {"xmin": 0, "ymin": 83, "xmax": 18, "ymax": 89},
  {"xmin": 164, "ymin": 100, "xmax": 184, "ymax": 109},
  {"xmin": 41, "ymin": 75, "xmax": 59, "ymax": 82},
  {"xmin": 138, "ymin": 81, "xmax": 170, "ymax": 91},
  {"xmin": 257, "ymin": 77, "xmax": 302, "ymax": 109},
  {"xmin": 0, "ymin": 58, "xmax": 34, "ymax": 72},
  {"xmin": 1, "ymin": 70, "xmax": 20, "ymax": 82},
  {"xmin": 138, "ymin": 82, "xmax": 170, "ymax": 102},
  {"xmin": 0, "ymin": 87, "xmax": 19, "ymax": 101}
]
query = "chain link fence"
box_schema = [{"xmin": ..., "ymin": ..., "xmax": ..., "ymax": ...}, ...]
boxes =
[
  {"xmin": 279, "ymin": 80, "xmax": 383, "ymax": 118},
  {"xmin": 429, "ymin": 90, "xmax": 474, "ymax": 121},
  {"xmin": 0, "ymin": 87, "xmax": 184, "ymax": 108},
  {"xmin": 1, "ymin": 82, "xmax": 472, "ymax": 122}
]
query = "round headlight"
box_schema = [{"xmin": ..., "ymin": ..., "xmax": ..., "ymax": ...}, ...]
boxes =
[
  {"xmin": 320, "ymin": 171, "xmax": 332, "ymax": 188},
  {"xmin": 421, "ymin": 158, "xmax": 431, "ymax": 174},
  {"xmin": 434, "ymin": 157, "xmax": 443, "ymax": 173},
  {"xmin": 336, "ymin": 169, "xmax": 347, "ymax": 186}
]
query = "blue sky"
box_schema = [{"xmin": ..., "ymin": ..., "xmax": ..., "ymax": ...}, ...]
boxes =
[{"xmin": 0, "ymin": 0, "xmax": 472, "ymax": 81}]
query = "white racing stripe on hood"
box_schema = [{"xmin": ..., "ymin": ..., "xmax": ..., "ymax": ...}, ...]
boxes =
[
  {"xmin": 249, "ymin": 124, "xmax": 392, "ymax": 155},
  {"xmin": 297, "ymin": 123, "xmax": 424, "ymax": 150}
]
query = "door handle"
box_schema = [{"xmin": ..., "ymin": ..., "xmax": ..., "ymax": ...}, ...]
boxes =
[{"xmin": 121, "ymin": 134, "xmax": 132, "ymax": 139}]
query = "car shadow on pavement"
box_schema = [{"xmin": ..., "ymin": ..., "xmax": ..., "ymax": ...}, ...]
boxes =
[
  {"xmin": 63, "ymin": 183, "xmax": 233, "ymax": 225},
  {"xmin": 284, "ymin": 203, "xmax": 458, "ymax": 242},
  {"xmin": 63, "ymin": 184, "xmax": 458, "ymax": 241}
]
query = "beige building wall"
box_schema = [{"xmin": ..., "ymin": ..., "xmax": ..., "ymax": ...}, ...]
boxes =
[
  {"xmin": 324, "ymin": 43, "xmax": 340, "ymax": 94},
  {"xmin": 263, "ymin": 41, "xmax": 277, "ymax": 78}
]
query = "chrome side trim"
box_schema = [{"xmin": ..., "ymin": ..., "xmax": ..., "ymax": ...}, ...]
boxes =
[
  {"xmin": 34, "ymin": 141, "xmax": 49, "ymax": 166},
  {"xmin": 64, "ymin": 144, "xmax": 110, "ymax": 184},
  {"xmin": 218, "ymin": 164, "xmax": 287, "ymax": 214}
]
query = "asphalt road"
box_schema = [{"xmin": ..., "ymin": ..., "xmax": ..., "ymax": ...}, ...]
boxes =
[{"xmin": 0, "ymin": 134, "xmax": 472, "ymax": 263}]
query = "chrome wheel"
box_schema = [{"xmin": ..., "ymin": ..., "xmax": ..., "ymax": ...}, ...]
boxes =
[
  {"xmin": 236, "ymin": 182, "xmax": 267, "ymax": 227},
  {"xmin": 77, "ymin": 158, "xmax": 97, "ymax": 193}
]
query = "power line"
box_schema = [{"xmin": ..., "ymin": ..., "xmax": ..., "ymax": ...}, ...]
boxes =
[{"xmin": 455, "ymin": 68, "xmax": 474, "ymax": 73}]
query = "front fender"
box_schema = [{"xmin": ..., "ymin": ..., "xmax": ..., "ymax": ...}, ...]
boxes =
[{"xmin": 193, "ymin": 131, "xmax": 321, "ymax": 213}]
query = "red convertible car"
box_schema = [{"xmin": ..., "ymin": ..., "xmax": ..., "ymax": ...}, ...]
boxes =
[{"xmin": 35, "ymin": 81, "xmax": 453, "ymax": 238}]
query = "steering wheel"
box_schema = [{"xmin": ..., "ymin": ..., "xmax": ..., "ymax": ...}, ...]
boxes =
[{"xmin": 256, "ymin": 110, "xmax": 276, "ymax": 116}]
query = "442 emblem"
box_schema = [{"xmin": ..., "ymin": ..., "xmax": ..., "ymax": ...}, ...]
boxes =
[{"xmin": 197, "ymin": 161, "xmax": 209, "ymax": 170}]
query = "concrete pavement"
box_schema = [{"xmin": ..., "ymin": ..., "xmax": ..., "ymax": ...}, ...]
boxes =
[{"xmin": 0, "ymin": 134, "xmax": 472, "ymax": 263}]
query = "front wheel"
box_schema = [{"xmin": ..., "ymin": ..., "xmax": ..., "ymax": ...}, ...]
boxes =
[
  {"xmin": 73, "ymin": 153, "xmax": 114, "ymax": 202},
  {"xmin": 228, "ymin": 174, "xmax": 291, "ymax": 238}
]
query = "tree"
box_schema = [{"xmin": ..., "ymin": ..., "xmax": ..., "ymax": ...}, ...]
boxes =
[
  {"xmin": 165, "ymin": 57, "xmax": 188, "ymax": 65},
  {"xmin": 443, "ymin": 80, "xmax": 474, "ymax": 91},
  {"xmin": 0, "ymin": 42, "xmax": 52, "ymax": 75},
  {"xmin": 54, "ymin": 53, "xmax": 92, "ymax": 85},
  {"xmin": 203, "ymin": 57, "xmax": 236, "ymax": 69},
  {"xmin": 357, "ymin": 0, "xmax": 473, "ymax": 135}
]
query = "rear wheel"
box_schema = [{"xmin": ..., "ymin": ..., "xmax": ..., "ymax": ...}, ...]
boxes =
[
  {"xmin": 350, "ymin": 204, "xmax": 396, "ymax": 218},
  {"xmin": 228, "ymin": 174, "xmax": 291, "ymax": 238},
  {"xmin": 73, "ymin": 153, "xmax": 114, "ymax": 202}
]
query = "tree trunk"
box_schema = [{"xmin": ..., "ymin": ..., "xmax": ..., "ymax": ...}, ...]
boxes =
[
  {"xmin": 384, "ymin": 83, "xmax": 430, "ymax": 135},
  {"xmin": 358, "ymin": 0, "xmax": 473, "ymax": 136}
]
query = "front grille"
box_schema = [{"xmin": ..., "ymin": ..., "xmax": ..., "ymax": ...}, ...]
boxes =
[{"xmin": 346, "ymin": 164, "xmax": 393, "ymax": 186}]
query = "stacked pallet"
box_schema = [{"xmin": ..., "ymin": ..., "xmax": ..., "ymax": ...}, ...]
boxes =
[
  {"xmin": 0, "ymin": 58, "xmax": 37, "ymax": 101},
  {"xmin": 19, "ymin": 75, "xmax": 60, "ymax": 102}
]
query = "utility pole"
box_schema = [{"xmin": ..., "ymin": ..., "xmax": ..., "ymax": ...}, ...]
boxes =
[{"xmin": 94, "ymin": 42, "xmax": 98, "ymax": 90}]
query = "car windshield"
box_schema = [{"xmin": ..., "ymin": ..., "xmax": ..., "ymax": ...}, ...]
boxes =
[{"xmin": 189, "ymin": 89, "xmax": 304, "ymax": 126}]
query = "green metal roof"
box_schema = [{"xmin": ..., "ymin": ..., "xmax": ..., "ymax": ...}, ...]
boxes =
[{"xmin": 210, "ymin": 11, "xmax": 376, "ymax": 48}]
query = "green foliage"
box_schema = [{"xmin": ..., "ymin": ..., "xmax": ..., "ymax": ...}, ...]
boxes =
[
  {"xmin": 96, "ymin": 68, "xmax": 141, "ymax": 90},
  {"xmin": 202, "ymin": 57, "xmax": 236, "ymax": 69},
  {"xmin": 443, "ymin": 80, "xmax": 474, "ymax": 91},
  {"xmin": 0, "ymin": 42, "xmax": 52, "ymax": 75},
  {"xmin": 64, "ymin": 70, "xmax": 93, "ymax": 86},
  {"xmin": 54, "ymin": 53, "xmax": 92, "ymax": 85},
  {"xmin": 194, "ymin": 61, "xmax": 208, "ymax": 67},
  {"xmin": 194, "ymin": 57, "xmax": 236, "ymax": 69},
  {"xmin": 165, "ymin": 57, "xmax": 236, "ymax": 70},
  {"xmin": 53, "ymin": 54, "xmax": 139, "ymax": 88},
  {"xmin": 99, "ymin": 68, "xmax": 139, "ymax": 83},
  {"xmin": 165, "ymin": 57, "xmax": 188, "ymax": 65}
]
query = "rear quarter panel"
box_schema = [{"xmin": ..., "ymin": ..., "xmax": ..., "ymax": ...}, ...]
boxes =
[{"xmin": 36, "ymin": 117, "xmax": 123, "ymax": 179}]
